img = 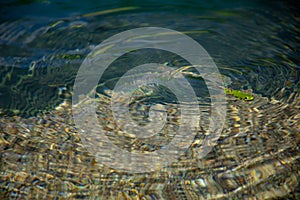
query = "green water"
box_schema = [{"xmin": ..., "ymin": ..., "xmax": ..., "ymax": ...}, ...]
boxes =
[
  {"xmin": 1, "ymin": 0, "xmax": 299, "ymax": 115},
  {"xmin": 0, "ymin": 0, "xmax": 299, "ymax": 199}
]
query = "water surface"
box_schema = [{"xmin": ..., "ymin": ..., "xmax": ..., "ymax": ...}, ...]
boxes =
[{"xmin": 0, "ymin": 0, "xmax": 299, "ymax": 199}]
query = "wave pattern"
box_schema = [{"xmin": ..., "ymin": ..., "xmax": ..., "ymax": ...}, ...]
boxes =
[
  {"xmin": 0, "ymin": 1, "xmax": 300, "ymax": 199},
  {"xmin": 0, "ymin": 88, "xmax": 299, "ymax": 199}
]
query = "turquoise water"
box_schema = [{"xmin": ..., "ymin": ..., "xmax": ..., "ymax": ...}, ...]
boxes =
[{"xmin": 0, "ymin": 0, "xmax": 299, "ymax": 199}]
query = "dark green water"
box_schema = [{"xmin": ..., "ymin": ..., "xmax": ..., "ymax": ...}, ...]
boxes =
[
  {"xmin": 1, "ymin": 0, "xmax": 299, "ymax": 116},
  {"xmin": 0, "ymin": 0, "xmax": 300, "ymax": 199}
]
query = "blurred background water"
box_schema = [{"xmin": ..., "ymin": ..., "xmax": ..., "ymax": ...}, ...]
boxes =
[
  {"xmin": 0, "ymin": 0, "xmax": 299, "ymax": 115},
  {"xmin": 0, "ymin": 0, "xmax": 299, "ymax": 199}
]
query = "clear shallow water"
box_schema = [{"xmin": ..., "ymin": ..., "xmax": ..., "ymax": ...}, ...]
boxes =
[{"xmin": 0, "ymin": 0, "xmax": 300, "ymax": 199}]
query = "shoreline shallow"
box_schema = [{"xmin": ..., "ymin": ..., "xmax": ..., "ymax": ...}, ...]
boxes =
[{"xmin": 1, "ymin": 88, "xmax": 299, "ymax": 199}]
